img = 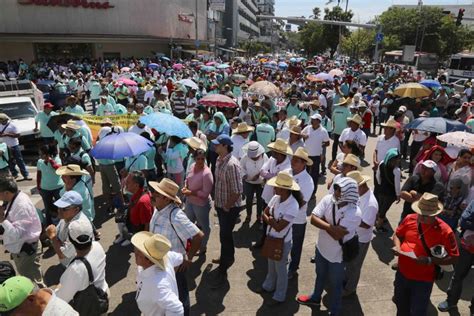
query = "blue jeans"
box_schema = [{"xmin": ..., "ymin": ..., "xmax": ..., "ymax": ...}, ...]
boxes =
[
  {"xmin": 263, "ymin": 241, "xmax": 292, "ymax": 302},
  {"xmin": 310, "ymin": 249, "xmax": 345, "ymax": 315},
  {"xmin": 393, "ymin": 271, "xmax": 434, "ymax": 316},
  {"xmin": 288, "ymin": 223, "xmax": 306, "ymax": 272},
  {"xmin": 8, "ymin": 145, "xmax": 29, "ymax": 178},
  {"xmin": 185, "ymin": 201, "xmax": 211, "ymax": 250},
  {"xmin": 216, "ymin": 207, "xmax": 240, "ymax": 272}
]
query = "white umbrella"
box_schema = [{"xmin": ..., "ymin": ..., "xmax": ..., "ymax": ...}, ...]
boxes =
[
  {"xmin": 177, "ymin": 79, "xmax": 198, "ymax": 90},
  {"xmin": 437, "ymin": 131, "xmax": 474, "ymax": 149},
  {"xmin": 248, "ymin": 80, "xmax": 280, "ymax": 98}
]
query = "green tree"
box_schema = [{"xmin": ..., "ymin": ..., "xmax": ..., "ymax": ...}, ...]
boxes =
[
  {"xmin": 341, "ymin": 29, "xmax": 375, "ymax": 59},
  {"xmin": 298, "ymin": 21, "xmax": 326, "ymax": 56},
  {"xmin": 283, "ymin": 31, "xmax": 302, "ymax": 52},
  {"xmin": 312, "ymin": 7, "xmax": 321, "ymax": 19},
  {"xmin": 322, "ymin": 6, "xmax": 354, "ymax": 57},
  {"xmin": 239, "ymin": 40, "xmax": 270, "ymax": 56}
]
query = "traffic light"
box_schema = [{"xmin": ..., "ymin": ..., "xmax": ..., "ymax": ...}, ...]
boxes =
[{"xmin": 456, "ymin": 8, "xmax": 465, "ymax": 26}]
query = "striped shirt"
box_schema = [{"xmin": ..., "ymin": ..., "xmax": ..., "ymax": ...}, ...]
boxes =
[
  {"xmin": 171, "ymin": 95, "xmax": 186, "ymax": 114},
  {"xmin": 214, "ymin": 153, "xmax": 243, "ymax": 208}
]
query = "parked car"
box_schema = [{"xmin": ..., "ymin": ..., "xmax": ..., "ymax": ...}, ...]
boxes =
[
  {"xmin": 36, "ymin": 79, "xmax": 72, "ymax": 110},
  {"xmin": 0, "ymin": 96, "xmax": 40, "ymax": 152}
]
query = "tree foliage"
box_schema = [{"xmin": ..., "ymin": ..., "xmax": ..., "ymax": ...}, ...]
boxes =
[
  {"xmin": 341, "ymin": 29, "xmax": 375, "ymax": 59},
  {"xmin": 239, "ymin": 40, "xmax": 270, "ymax": 55},
  {"xmin": 322, "ymin": 6, "xmax": 354, "ymax": 57},
  {"xmin": 299, "ymin": 21, "xmax": 325, "ymax": 56}
]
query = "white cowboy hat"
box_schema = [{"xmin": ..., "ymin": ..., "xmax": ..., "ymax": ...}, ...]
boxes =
[{"xmin": 131, "ymin": 232, "xmax": 171, "ymax": 270}]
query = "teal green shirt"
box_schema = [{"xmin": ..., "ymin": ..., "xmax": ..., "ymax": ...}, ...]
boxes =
[
  {"xmin": 125, "ymin": 154, "xmax": 148, "ymax": 172},
  {"xmin": 114, "ymin": 103, "xmax": 127, "ymax": 114},
  {"xmin": 286, "ymin": 103, "xmax": 301, "ymax": 118},
  {"xmin": 64, "ymin": 105, "xmax": 85, "ymax": 115},
  {"xmin": 144, "ymin": 106, "xmax": 154, "ymax": 115},
  {"xmin": 78, "ymin": 126, "xmax": 92, "ymax": 147},
  {"xmin": 71, "ymin": 149, "xmax": 92, "ymax": 167},
  {"xmin": 0, "ymin": 142, "xmax": 9, "ymax": 169},
  {"xmin": 144, "ymin": 147, "xmax": 156, "ymax": 170},
  {"xmin": 255, "ymin": 123, "xmax": 275, "ymax": 152},
  {"xmin": 53, "ymin": 130, "xmax": 66, "ymax": 149},
  {"xmin": 35, "ymin": 111, "xmax": 57, "ymax": 138},
  {"xmin": 97, "ymin": 158, "xmax": 115, "ymax": 165},
  {"xmin": 332, "ymin": 105, "xmax": 351, "ymax": 135},
  {"xmin": 65, "ymin": 132, "xmax": 91, "ymax": 151},
  {"xmin": 61, "ymin": 181, "xmax": 94, "ymax": 221},
  {"xmin": 96, "ymin": 103, "xmax": 115, "ymax": 116},
  {"xmin": 37, "ymin": 156, "xmax": 63, "ymax": 190}
]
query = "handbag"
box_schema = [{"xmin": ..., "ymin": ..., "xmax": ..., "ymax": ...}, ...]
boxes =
[
  {"xmin": 417, "ymin": 222, "xmax": 444, "ymax": 280},
  {"xmin": 261, "ymin": 207, "xmax": 290, "ymax": 261},
  {"xmin": 70, "ymin": 257, "xmax": 109, "ymax": 316},
  {"xmin": 332, "ymin": 204, "xmax": 359, "ymax": 263}
]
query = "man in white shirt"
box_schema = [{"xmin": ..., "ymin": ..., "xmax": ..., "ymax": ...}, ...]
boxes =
[
  {"xmin": 230, "ymin": 122, "xmax": 254, "ymax": 159},
  {"xmin": 0, "ymin": 177, "xmax": 44, "ymax": 286},
  {"xmin": 301, "ymin": 114, "xmax": 330, "ymax": 195},
  {"xmin": 339, "ymin": 114, "xmax": 367, "ymax": 157},
  {"xmin": 0, "ymin": 114, "xmax": 31, "ymax": 180},
  {"xmin": 0, "ymin": 276, "xmax": 78, "ymax": 316},
  {"xmin": 373, "ymin": 118, "xmax": 400, "ymax": 171},
  {"xmin": 344, "ymin": 171, "xmax": 378, "ymax": 296},
  {"xmin": 297, "ymin": 177, "xmax": 361, "ymax": 315},
  {"xmin": 132, "ymin": 232, "xmax": 184, "ymax": 316},
  {"xmin": 288, "ymin": 148, "xmax": 314, "ymax": 279}
]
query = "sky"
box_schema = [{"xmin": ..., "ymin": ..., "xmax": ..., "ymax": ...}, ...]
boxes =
[{"xmin": 275, "ymin": 0, "xmax": 473, "ymax": 24}]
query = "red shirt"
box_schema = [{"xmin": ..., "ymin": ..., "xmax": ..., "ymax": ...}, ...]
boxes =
[
  {"xmin": 396, "ymin": 214, "xmax": 459, "ymax": 282},
  {"xmin": 129, "ymin": 188, "xmax": 153, "ymax": 228},
  {"xmin": 362, "ymin": 111, "xmax": 372, "ymax": 129}
]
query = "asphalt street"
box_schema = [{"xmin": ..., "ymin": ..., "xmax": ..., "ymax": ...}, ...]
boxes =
[{"xmin": 2, "ymin": 135, "xmax": 472, "ymax": 316}]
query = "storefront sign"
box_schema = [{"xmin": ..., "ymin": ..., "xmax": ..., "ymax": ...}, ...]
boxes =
[
  {"xmin": 17, "ymin": 0, "xmax": 115, "ymax": 9},
  {"xmin": 209, "ymin": 0, "xmax": 225, "ymax": 12}
]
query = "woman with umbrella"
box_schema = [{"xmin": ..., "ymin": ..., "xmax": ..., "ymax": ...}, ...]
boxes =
[{"xmin": 206, "ymin": 112, "xmax": 230, "ymax": 174}]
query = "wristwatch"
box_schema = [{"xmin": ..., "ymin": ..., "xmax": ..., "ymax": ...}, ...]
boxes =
[{"xmin": 427, "ymin": 257, "xmax": 432, "ymax": 264}]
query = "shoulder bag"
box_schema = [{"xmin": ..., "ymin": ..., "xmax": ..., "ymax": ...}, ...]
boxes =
[
  {"xmin": 70, "ymin": 257, "xmax": 109, "ymax": 316},
  {"xmin": 418, "ymin": 221, "xmax": 444, "ymax": 280},
  {"xmin": 332, "ymin": 203, "xmax": 359, "ymax": 263},
  {"xmin": 261, "ymin": 206, "xmax": 291, "ymax": 261}
]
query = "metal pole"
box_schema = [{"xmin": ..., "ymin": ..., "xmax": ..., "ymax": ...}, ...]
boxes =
[
  {"xmin": 214, "ymin": 20, "xmax": 217, "ymax": 59},
  {"xmin": 373, "ymin": 25, "xmax": 382, "ymax": 62},
  {"xmin": 270, "ymin": 19, "xmax": 273, "ymax": 55},
  {"xmin": 195, "ymin": 0, "xmax": 199, "ymax": 57}
]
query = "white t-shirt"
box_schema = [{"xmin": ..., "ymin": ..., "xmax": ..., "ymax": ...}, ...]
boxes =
[
  {"xmin": 291, "ymin": 169, "xmax": 314, "ymax": 224},
  {"xmin": 301, "ymin": 125, "xmax": 330, "ymax": 156},
  {"xmin": 136, "ymin": 251, "xmax": 184, "ymax": 316},
  {"xmin": 369, "ymin": 99, "xmax": 380, "ymax": 116},
  {"xmin": 0, "ymin": 121, "xmax": 19, "ymax": 147},
  {"xmin": 357, "ymin": 190, "xmax": 378, "ymax": 243},
  {"xmin": 312, "ymin": 194, "xmax": 362, "ymax": 263},
  {"xmin": 56, "ymin": 242, "xmax": 109, "ymax": 303},
  {"xmin": 267, "ymin": 195, "xmax": 299, "ymax": 242},
  {"xmin": 230, "ymin": 134, "xmax": 248, "ymax": 159},
  {"xmin": 339, "ymin": 127, "xmax": 367, "ymax": 147},
  {"xmin": 375, "ymin": 135, "xmax": 400, "ymax": 163},
  {"xmin": 261, "ymin": 157, "xmax": 291, "ymax": 204},
  {"xmin": 42, "ymin": 289, "xmax": 78, "ymax": 316}
]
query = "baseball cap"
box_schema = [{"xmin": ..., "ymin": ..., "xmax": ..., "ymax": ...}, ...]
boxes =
[
  {"xmin": 68, "ymin": 219, "xmax": 94, "ymax": 245},
  {"xmin": 422, "ymin": 160, "xmax": 438, "ymax": 173},
  {"xmin": 54, "ymin": 191, "xmax": 83, "ymax": 208},
  {"xmin": 211, "ymin": 134, "xmax": 233, "ymax": 146},
  {"xmin": 0, "ymin": 276, "xmax": 35, "ymax": 312},
  {"xmin": 43, "ymin": 102, "xmax": 54, "ymax": 109},
  {"xmin": 311, "ymin": 113, "xmax": 322, "ymax": 121}
]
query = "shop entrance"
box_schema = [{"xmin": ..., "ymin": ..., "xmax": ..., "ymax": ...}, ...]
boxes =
[{"xmin": 34, "ymin": 43, "xmax": 93, "ymax": 61}]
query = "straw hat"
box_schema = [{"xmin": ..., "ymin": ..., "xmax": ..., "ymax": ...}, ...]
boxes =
[
  {"xmin": 411, "ymin": 192, "xmax": 443, "ymax": 216},
  {"xmin": 149, "ymin": 178, "xmax": 182, "ymax": 204},
  {"xmin": 131, "ymin": 232, "xmax": 171, "ymax": 270},
  {"xmin": 233, "ymin": 122, "xmax": 255, "ymax": 134},
  {"xmin": 289, "ymin": 126, "xmax": 302, "ymax": 136},
  {"xmin": 56, "ymin": 164, "xmax": 90, "ymax": 176},
  {"xmin": 381, "ymin": 118, "xmax": 398, "ymax": 129},
  {"xmin": 342, "ymin": 154, "xmax": 362, "ymax": 171},
  {"xmin": 346, "ymin": 170, "xmax": 370, "ymax": 186},
  {"xmin": 267, "ymin": 138, "xmax": 293, "ymax": 155},
  {"xmin": 347, "ymin": 114, "xmax": 363, "ymax": 126},
  {"xmin": 334, "ymin": 97, "xmax": 349, "ymax": 106},
  {"xmin": 292, "ymin": 147, "xmax": 313, "ymax": 166},
  {"xmin": 61, "ymin": 121, "xmax": 81, "ymax": 130},
  {"xmin": 286, "ymin": 116, "xmax": 302, "ymax": 129},
  {"xmin": 183, "ymin": 137, "xmax": 207, "ymax": 151},
  {"xmin": 0, "ymin": 113, "xmax": 10, "ymax": 121},
  {"xmin": 267, "ymin": 171, "xmax": 300, "ymax": 191},
  {"xmin": 100, "ymin": 118, "xmax": 114, "ymax": 126}
]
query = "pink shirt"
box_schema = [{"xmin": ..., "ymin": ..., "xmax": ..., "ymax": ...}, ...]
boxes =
[{"xmin": 185, "ymin": 164, "xmax": 214, "ymax": 206}]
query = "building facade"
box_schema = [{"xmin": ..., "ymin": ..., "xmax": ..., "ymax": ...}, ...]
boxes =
[
  {"xmin": 257, "ymin": 0, "xmax": 275, "ymax": 44},
  {"xmin": 223, "ymin": 0, "xmax": 260, "ymax": 48},
  {"xmin": 0, "ymin": 0, "xmax": 209, "ymax": 62}
]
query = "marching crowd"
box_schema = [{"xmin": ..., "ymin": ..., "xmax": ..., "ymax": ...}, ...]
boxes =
[{"xmin": 0, "ymin": 55, "xmax": 473, "ymax": 316}]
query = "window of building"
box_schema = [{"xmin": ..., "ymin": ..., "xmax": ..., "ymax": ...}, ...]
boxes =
[{"xmin": 34, "ymin": 43, "xmax": 93, "ymax": 61}]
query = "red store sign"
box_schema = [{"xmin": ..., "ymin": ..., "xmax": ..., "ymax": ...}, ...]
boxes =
[{"xmin": 18, "ymin": 0, "xmax": 115, "ymax": 9}]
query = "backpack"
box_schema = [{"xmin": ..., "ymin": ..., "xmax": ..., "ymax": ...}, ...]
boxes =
[
  {"xmin": 0, "ymin": 261, "xmax": 15, "ymax": 284},
  {"xmin": 64, "ymin": 151, "xmax": 88, "ymax": 170}
]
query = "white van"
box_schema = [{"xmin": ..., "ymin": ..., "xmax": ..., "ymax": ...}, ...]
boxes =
[{"xmin": 0, "ymin": 96, "xmax": 40, "ymax": 151}]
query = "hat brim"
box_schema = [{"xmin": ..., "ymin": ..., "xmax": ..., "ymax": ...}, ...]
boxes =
[
  {"xmin": 232, "ymin": 127, "xmax": 255, "ymax": 134},
  {"xmin": 149, "ymin": 182, "xmax": 182, "ymax": 205},
  {"xmin": 267, "ymin": 143, "xmax": 293, "ymax": 155},
  {"xmin": 56, "ymin": 168, "xmax": 90, "ymax": 177},
  {"xmin": 411, "ymin": 201, "xmax": 444, "ymax": 217},
  {"xmin": 334, "ymin": 100, "xmax": 348, "ymax": 106},
  {"xmin": 183, "ymin": 139, "xmax": 207, "ymax": 151},
  {"xmin": 131, "ymin": 231, "xmax": 167, "ymax": 270},
  {"xmin": 267, "ymin": 176, "xmax": 300, "ymax": 191},
  {"xmin": 289, "ymin": 130, "xmax": 301, "ymax": 136},
  {"xmin": 53, "ymin": 199, "xmax": 75, "ymax": 208},
  {"xmin": 61, "ymin": 123, "xmax": 80, "ymax": 130},
  {"xmin": 346, "ymin": 118, "xmax": 362, "ymax": 126},
  {"xmin": 380, "ymin": 123, "xmax": 397, "ymax": 128}
]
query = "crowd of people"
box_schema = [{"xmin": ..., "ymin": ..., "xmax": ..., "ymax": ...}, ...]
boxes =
[{"xmin": 0, "ymin": 54, "xmax": 473, "ymax": 316}]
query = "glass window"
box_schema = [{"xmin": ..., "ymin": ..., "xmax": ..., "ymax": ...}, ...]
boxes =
[{"xmin": 0, "ymin": 101, "xmax": 37, "ymax": 119}]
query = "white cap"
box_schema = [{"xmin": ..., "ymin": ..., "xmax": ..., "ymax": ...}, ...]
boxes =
[
  {"xmin": 160, "ymin": 86, "xmax": 169, "ymax": 95},
  {"xmin": 54, "ymin": 191, "xmax": 83, "ymax": 208},
  {"xmin": 311, "ymin": 113, "xmax": 322, "ymax": 121},
  {"xmin": 422, "ymin": 160, "xmax": 438, "ymax": 173},
  {"xmin": 398, "ymin": 105, "xmax": 407, "ymax": 112},
  {"xmin": 68, "ymin": 219, "xmax": 94, "ymax": 244}
]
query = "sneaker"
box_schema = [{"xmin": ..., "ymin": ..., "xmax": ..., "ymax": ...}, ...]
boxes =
[
  {"xmin": 22, "ymin": 176, "xmax": 32, "ymax": 181},
  {"xmin": 120, "ymin": 239, "xmax": 131, "ymax": 247},
  {"xmin": 296, "ymin": 295, "xmax": 321, "ymax": 307},
  {"xmin": 113, "ymin": 235, "xmax": 125, "ymax": 245},
  {"xmin": 437, "ymin": 300, "xmax": 455, "ymax": 312}
]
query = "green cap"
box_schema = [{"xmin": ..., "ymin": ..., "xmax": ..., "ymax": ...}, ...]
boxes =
[{"xmin": 0, "ymin": 276, "xmax": 34, "ymax": 312}]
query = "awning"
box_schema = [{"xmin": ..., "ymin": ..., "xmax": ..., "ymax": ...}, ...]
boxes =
[
  {"xmin": 217, "ymin": 47, "xmax": 235, "ymax": 53},
  {"xmin": 181, "ymin": 49, "xmax": 214, "ymax": 55}
]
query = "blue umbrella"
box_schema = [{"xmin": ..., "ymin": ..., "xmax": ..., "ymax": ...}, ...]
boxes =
[
  {"xmin": 278, "ymin": 62, "xmax": 288, "ymax": 69},
  {"xmin": 140, "ymin": 112, "xmax": 193, "ymax": 138},
  {"xmin": 160, "ymin": 56, "xmax": 171, "ymax": 61},
  {"xmin": 201, "ymin": 66, "xmax": 216, "ymax": 72},
  {"xmin": 90, "ymin": 132, "xmax": 153, "ymax": 160},
  {"xmin": 289, "ymin": 57, "xmax": 297, "ymax": 63},
  {"xmin": 217, "ymin": 63, "xmax": 230, "ymax": 69},
  {"xmin": 420, "ymin": 79, "xmax": 441, "ymax": 89},
  {"xmin": 405, "ymin": 117, "xmax": 468, "ymax": 134},
  {"xmin": 148, "ymin": 63, "xmax": 159, "ymax": 69}
]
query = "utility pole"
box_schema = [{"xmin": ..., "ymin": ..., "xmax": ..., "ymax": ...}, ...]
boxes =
[{"xmin": 195, "ymin": 0, "xmax": 199, "ymax": 57}]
